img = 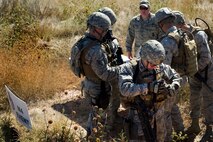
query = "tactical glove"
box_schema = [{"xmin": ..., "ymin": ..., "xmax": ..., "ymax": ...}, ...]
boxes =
[
  {"xmin": 166, "ymin": 83, "xmax": 179, "ymax": 97},
  {"xmin": 148, "ymin": 80, "xmax": 164, "ymax": 94}
]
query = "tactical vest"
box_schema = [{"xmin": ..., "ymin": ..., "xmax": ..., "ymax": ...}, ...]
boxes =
[
  {"xmin": 102, "ymin": 39, "xmax": 124, "ymax": 66},
  {"xmin": 70, "ymin": 36, "xmax": 98, "ymax": 78},
  {"xmin": 133, "ymin": 62, "xmax": 162, "ymax": 108},
  {"xmin": 168, "ymin": 31, "xmax": 198, "ymax": 76}
]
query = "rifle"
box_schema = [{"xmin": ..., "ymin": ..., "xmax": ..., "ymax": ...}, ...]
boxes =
[{"xmin": 133, "ymin": 96, "xmax": 157, "ymax": 142}]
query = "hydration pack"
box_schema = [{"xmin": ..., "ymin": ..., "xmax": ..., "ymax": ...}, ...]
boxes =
[{"xmin": 193, "ymin": 17, "xmax": 213, "ymax": 56}]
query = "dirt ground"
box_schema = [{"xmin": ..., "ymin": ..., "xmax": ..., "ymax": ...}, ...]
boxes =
[{"xmin": 26, "ymin": 88, "xmax": 207, "ymax": 142}]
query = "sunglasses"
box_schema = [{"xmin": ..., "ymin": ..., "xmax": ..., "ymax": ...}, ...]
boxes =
[{"xmin": 140, "ymin": 6, "xmax": 149, "ymax": 10}]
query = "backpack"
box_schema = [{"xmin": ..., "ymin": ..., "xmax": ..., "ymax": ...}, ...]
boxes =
[
  {"xmin": 69, "ymin": 36, "xmax": 97, "ymax": 78},
  {"xmin": 193, "ymin": 17, "xmax": 213, "ymax": 56},
  {"xmin": 168, "ymin": 31, "xmax": 198, "ymax": 77}
]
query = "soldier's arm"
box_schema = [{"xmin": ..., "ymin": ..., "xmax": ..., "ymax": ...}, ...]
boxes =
[
  {"xmin": 126, "ymin": 18, "xmax": 135, "ymax": 53},
  {"xmin": 87, "ymin": 45, "xmax": 121, "ymax": 81},
  {"xmin": 161, "ymin": 63, "xmax": 181, "ymax": 88},
  {"xmin": 194, "ymin": 31, "xmax": 211, "ymax": 71},
  {"xmin": 118, "ymin": 63, "xmax": 148, "ymax": 97},
  {"xmin": 161, "ymin": 37, "xmax": 179, "ymax": 66}
]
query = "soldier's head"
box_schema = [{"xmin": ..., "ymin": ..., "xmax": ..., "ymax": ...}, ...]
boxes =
[
  {"xmin": 155, "ymin": 7, "xmax": 176, "ymax": 32},
  {"xmin": 139, "ymin": 0, "xmax": 151, "ymax": 19},
  {"xmin": 98, "ymin": 7, "xmax": 117, "ymax": 26},
  {"xmin": 87, "ymin": 12, "xmax": 111, "ymax": 41},
  {"xmin": 173, "ymin": 11, "xmax": 186, "ymax": 28},
  {"xmin": 140, "ymin": 40, "xmax": 165, "ymax": 70}
]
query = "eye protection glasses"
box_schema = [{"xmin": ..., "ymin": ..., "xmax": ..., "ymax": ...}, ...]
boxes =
[{"xmin": 140, "ymin": 6, "xmax": 149, "ymax": 10}]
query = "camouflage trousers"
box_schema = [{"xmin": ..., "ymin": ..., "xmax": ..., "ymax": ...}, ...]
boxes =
[
  {"xmin": 108, "ymin": 79, "xmax": 121, "ymax": 125},
  {"xmin": 171, "ymin": 92, "xmax": 184, "ymax": 133},
  {"xmin": 81, "ymin": 78, "xmax": 111, "ymax": 110},
  {"xmin": 125, "ymin": 103, "xmax": 166, "ymax": 142},
  {"xmin": 164, "ymin": 95, "xmax": 176, "ymax": 142},
  {"xmin": 189, "ymin": 64, "xmax": 213, "ymax": 125}
]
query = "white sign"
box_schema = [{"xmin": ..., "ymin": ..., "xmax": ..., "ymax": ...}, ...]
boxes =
[{"xmin": 5, "ymin": 85, "xmax": 32, "ymax": 130}]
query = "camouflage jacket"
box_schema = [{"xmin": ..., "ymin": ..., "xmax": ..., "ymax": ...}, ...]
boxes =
[
  {"xmin": 160, "ymin": 26, "xmax": 179, "ymax": 66},
  {"xmin": 118, "ymin": 60, "xmax": 181, "ymax": 98},
  {"xmin": 125, "ymin": 13, "xmax": 161, "ymax": 58},
  {"xmin": 190, "ymin": 24, "xmax": 212, "ymax": 72}
]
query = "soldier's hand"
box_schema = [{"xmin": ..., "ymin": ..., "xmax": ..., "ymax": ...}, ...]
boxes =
[
  {"xmin": 148, "ymin": 81, "xmax": 161, "ymax": 93},
  {"xmin": 166, "ymin": 84, "xmax": 179, "ymax": 97},
  {"xmin": 127, "ymin": 52, "xmax": 133, "ymax": 60}
]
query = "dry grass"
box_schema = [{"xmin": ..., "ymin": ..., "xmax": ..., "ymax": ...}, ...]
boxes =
[
  {"xmin": 0, "ymin": 0, "xmax": 212, "ymax": 111},
  {"xmin": 0, "ymin": 0, "xmax": 213, "ymax": 140},
  {"xmin": 0, "ymin": 0, "xmax": 212, "ymax": 109}
]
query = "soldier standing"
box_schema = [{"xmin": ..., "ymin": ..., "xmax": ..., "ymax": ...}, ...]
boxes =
[
  {"xmin": 70, "ymin": 12, "xmax": 124, "ymax": 137},
  {"xmin": 174, "ymin": 11, "xmax": 213, "ymax": 142},
  {"xmin": 125, "ymin": 0, "xmax": 161, "ymax": 59},
  {"xmin": 119, "ymin": 40, "xmax": 181, "ymax": 141},
  {"xmin": 98, "ymin": 7, "xmax": 124, "ymax": 129},
  {"xmin": 155, "ymin": 7, "xmax": 185, "ymax": 141}
]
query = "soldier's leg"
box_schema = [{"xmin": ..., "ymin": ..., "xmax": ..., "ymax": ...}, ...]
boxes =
[
  {"xmin": 171, "ymin": 103, "xmax": 184, "ymax": 133},
  {"xmin": 200, "ymin": 79, "xmax": 213, "ymax": 142},
  {"xmin": 108, "ymin": 80, "xmax": 122, "ymax": 129},
  {"xmin": 164, "ymin": 96, "xmax": 175, "ymax": 142},
  {"xmin": 155, "ymin": 105, "xmax": 166, "ymax": 142},
  {"xmin": 185, "ymin": 77, "xmax": 202, "ymax": 136},
  {"xmin": 128, "ymin": 108, "xmax": 145, "ymax": 141}
]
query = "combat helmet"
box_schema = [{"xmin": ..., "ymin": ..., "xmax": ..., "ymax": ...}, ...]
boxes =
[
  {"xmin": 140, "ymin": 40, "xmax": 165, "ymax": 65},
  {"xmin": 173, "ymin": 11, "xmax": 185, "ymax": 25},
  {"xmin": 98, "ymin": 7, "xmax": 117, "ymax": 25},
  {"xmin": 155, "ymin": 7, "xmax": 175, "ymax": 24},
  {"xmin": 87, "ymin": 12, "xmax": 111, "ymax": 30}
]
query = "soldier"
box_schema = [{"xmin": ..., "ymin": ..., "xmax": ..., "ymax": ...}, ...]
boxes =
[
  {"xmin": 72, "ymin": 12, "xmax": 123, "ymax": 136},
  {"xmin": 125, "ymin": 0, "xmax": 161, "ymax": 59},
  {"xmin": 173, "ymin": 11, "xmax": 213, "ymax": 142},
  {"xmin": 119, "ymin": 40, "xmax": 182, "ymax": 141},
  {"xmin": 155, "ymin": 7, "xmax": 185, "ymax": 141},
  {"xmin": 98, "ymin": 7, "xmax": 124, "ymax": 129}
]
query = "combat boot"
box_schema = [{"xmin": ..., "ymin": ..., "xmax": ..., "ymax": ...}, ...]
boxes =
[
  {"xmin": 200, "ymin": 125, "xmax": 213, "ymax": 142},
  {"xmin": 185, "ymin": 118, "xmax": 201, "ymax": 135}
]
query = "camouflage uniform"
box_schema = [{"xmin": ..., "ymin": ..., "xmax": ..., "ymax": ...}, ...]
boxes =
[
  {"xmin": 125, "ymin": 0, "xmax": 161, "ymax": 59},
  {"xmin": 119, "ymin": 40, "xmax": 181, "ymax": 141},
  {"xmin": 98, "ymin": 7, "xmax": 124, "ymax": 127},
  {"xmin": 79, "ymin": 12, "xmax": 121, "ymax": 114},
  {"xmin": 155, "ymin": 8, "xmax": 185, "ymax": 141},
  {"xmin": 189, "ymin": 26, "xmax": 213, "ymax": 124},
  {"xmin": 174, "ymin": 11, "xmax": 213, "ymax": 141}
]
